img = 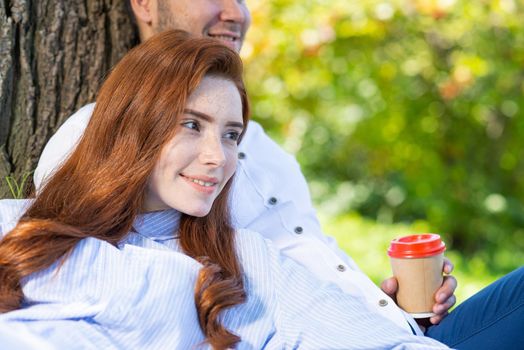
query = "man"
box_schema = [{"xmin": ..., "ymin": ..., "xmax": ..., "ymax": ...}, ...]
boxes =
[{"xmin": 34, "ymin": 1, "xmax": 523, "ymax": 348}]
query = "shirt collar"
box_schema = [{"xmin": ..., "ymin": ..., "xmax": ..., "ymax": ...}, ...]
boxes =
[{"xmin": 133, "ymin": 209, "xmax": 181, "ymax": 240}]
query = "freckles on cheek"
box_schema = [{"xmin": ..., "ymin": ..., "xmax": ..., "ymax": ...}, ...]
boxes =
[
  {"xmin": 225, "ymin": 159, "xmax": 238, "ymax": 179},
  {"xmin": 227, "ymin": 149, "xmax": 238, "ymax": 166},
  {"xmin": 152, "ymin": 163, "xmax": 172, "ymax": 190}
]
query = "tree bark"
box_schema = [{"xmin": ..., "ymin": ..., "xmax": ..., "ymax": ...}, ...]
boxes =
[{"xmin": 0, "ymin": 0, "xmax": 138, "ymax": 198}]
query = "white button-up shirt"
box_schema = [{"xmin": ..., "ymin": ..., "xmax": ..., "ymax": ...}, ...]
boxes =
[{"xmin": 34, "ymin": 103, "xmax": 421, "ymax": 335}]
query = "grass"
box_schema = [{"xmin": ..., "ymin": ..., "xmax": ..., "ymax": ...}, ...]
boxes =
[
  {"xmin": 318, "ymin": 211, "xmax": 504, "ymax": 305},
  {"xmin": 4, "ymin": 172, "xmax": 33, "ymax": 199}
]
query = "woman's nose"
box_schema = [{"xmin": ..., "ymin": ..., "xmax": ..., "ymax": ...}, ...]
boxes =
[{"xmin": 199, "ymin": 136, "xmax": 227, "ymax": 167}]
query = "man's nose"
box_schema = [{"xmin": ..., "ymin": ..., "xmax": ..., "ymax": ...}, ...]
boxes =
[{"xmin": 219, "ymin": 0, "xmax": 247, "ymax": 24}]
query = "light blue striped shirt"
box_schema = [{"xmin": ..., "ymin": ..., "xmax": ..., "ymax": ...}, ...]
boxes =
[{"xmin": 0, "ymin": 199, "xmax": 448, "ymax": 349}]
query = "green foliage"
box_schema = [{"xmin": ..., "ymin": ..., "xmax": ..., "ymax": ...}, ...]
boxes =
[
  {"xmin": 244, "ymin": 0, "xmax": 524, "ymax": 271},
  {"xmin": 4, "ymin": 172, "xmax": 33, "ymax": 199}
]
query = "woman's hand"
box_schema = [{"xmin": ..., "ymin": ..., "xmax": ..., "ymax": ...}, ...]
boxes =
[{"xmin": 380, "ymin": 257, "xmax": 458, "ymax": 325}]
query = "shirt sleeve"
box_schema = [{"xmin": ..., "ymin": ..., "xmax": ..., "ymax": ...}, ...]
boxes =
[
  {"xmin": 263, "ymin": 238, "xmax": 450, "ymax": 350},
  {"xmin": 33, "ymin": 104, "xmax": 95, "ymax": 190},
  {"xmin": 0, "ymin": 322, "xmax": 56, "ymax": 350},
  {"xmin": 0, "ymin": 199, "xmax": 32, "ymax": 239}
]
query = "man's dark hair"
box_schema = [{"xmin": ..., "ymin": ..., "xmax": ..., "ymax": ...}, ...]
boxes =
[
  {"xmin": 125, "ymin": 0, "xmax": 137, "ymax": 26},
  {"xmin": 124, "ymin": 0, "xmax": 141, "ymax": 47}
]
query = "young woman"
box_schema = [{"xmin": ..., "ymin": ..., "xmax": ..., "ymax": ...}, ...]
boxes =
[{"xmin": 0, "ymin": 30, "xmax": 453, "ymax": 349}]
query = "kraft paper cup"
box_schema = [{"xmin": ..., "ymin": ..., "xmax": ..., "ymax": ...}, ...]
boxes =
[{"xmin": 387, "ymin": 234, "xmax": 446, "ymax": 318}]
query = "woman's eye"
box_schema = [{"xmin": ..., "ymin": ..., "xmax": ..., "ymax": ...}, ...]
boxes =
[
  {"xmin": 182, "ymin": 120, "xmax": 199, "ymax": 131},
  {"xmin": 224, "ymin": 131, "xmax": 240, "ymax": 142}
]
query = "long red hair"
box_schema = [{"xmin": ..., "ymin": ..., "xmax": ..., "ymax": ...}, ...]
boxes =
[{"xmin": 0, "ymin": 30, "xmax": 249, "ymax": 349}]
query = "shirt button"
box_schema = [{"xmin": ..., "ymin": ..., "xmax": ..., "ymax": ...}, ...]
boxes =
[
  {"xmin": 268, "ymin": 197, "xmax": 278, "ymax": 205},
  {"xmin": 238, "ymin": 152, "xmax": 246, "ymax": 159},
  {"xmin": 337, "ymin": 264, "xmax": 346, "ymax": 272},
  {"xmin": 378, "ymin": 299, "xmax": 388, "ymax": 307},
  {"xmin": 294, "ymin": 226, "xmax": 303, "ymax": 234}
]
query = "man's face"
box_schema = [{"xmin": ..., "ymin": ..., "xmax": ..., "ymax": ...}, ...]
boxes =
[{"xmin": 153, "ymin": 0, "xmax": 251, "ymax": 53}]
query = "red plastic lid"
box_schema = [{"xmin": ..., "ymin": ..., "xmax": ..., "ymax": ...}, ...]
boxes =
[{"xmin": 387, "ymin": 234, "xmax": 446, "ymax": 258}]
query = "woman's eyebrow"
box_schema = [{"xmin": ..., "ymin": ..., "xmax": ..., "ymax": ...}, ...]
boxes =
[
  {"xmin": 184, "ymin": 108, "xmax": 213, "ymax": 121},
  {"xmin": 226, "ymin": 121, "xmax": 244, "ymax": 129},
  {"xmin": 183, "ymin": 108, "xmax": 244, "ymax": 129}
]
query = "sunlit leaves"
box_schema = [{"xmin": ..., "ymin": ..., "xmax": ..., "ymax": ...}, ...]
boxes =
[{"xmin": 244, "ymin": 0, "xmax": 524, "ymax": 269}]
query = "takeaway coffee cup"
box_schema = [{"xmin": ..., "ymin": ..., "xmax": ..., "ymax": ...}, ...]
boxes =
[{"xmin": 387, "ymin": 234, "xmax": 446, "ymax": 318}]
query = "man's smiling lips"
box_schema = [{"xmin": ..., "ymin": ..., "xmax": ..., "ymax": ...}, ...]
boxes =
[
  {"xmin": 180, "ymin": 174, "xmax": 219, "ymax": 194},
  {"xmin": 207, "ymin": 32, "xmax": 240, "ymax": 49}
]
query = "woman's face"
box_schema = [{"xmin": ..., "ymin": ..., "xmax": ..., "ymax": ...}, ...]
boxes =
[{"xmin": 144, "ymin": 76, "xmax": 244, "ymax": 216}]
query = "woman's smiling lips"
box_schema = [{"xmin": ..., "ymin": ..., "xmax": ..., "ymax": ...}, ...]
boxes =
[{"xmin": 180, "ymin": 174, "xmax": 219, "ymax": 194}]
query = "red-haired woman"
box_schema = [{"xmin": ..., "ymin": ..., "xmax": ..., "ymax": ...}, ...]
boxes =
[{"xmin": 0, "ymin": 30, "xmax": 451, "ymax": 349}]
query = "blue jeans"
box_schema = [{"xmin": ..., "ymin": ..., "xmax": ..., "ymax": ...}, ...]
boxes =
[{"xmin": 425, "ymin": 266, "xmax": 524, "ymax": 349}]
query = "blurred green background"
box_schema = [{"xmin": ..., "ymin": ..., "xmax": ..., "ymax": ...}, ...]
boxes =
[{"xmin": 242, "ymin": 0, "xmax": 524, "ymax": 302}]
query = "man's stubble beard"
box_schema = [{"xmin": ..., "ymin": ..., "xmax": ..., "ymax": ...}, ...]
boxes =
[{"xmin": 156, "ymin": 0, "xmax": 178, "ymax": 33}]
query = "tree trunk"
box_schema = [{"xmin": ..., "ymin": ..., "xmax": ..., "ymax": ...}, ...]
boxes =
[{"xmin": 0, "ymin": 0, "xmax": 138, "ymax": 198}]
